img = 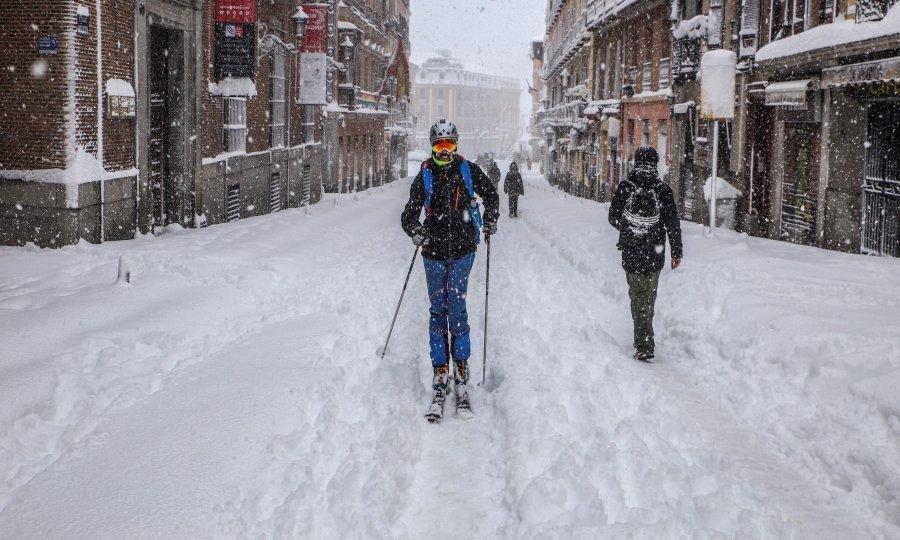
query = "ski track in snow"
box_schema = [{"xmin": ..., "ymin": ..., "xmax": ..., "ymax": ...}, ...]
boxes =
[{"xmin": 0, "ymin": 167, "xmax": 898, "ymax": 537}]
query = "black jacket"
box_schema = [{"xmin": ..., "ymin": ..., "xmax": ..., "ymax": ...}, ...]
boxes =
[
  {"xmin": 488, "ymin": 162, "xmax": 502, "ymax": 185},
  {"xmin": 402, "ymin": 156, "xmax": 500, "ymax": 261},
  {"xmin": 504, "ymin": 171, "xmax": 524, "ymax": 196},
  {"xmin": 608, "ymin": 165, "xmax": 683, "ymax": 274}
]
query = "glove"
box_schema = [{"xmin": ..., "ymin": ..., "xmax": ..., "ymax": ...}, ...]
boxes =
[
  {"xmin": 482, "ymin": 220, "xmax": 498, "ymax": 236},
  {"xmin": 411, "ymin": 227, "xmax": 429, "ymax": 246}
]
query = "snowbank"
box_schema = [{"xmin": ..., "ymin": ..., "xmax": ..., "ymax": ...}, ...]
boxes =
[{"xmin": 756, "ymin": 4, "xmax": 900, "ymax": 61}]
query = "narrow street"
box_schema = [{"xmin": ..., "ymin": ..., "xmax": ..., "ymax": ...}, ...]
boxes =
[{"xmin": 1, "ymin": 168, "xmax": 898, "ymax": 537}]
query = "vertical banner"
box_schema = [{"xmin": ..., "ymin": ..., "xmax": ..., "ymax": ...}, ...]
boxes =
[{"xmin": 298, "ymin": 4, "xmax": 329, "ymax": 105}]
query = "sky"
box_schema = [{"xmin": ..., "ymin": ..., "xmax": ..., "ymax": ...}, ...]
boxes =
[{"xmin": 409, "ymin": 0, "xmax": 546, "ymax": 117}]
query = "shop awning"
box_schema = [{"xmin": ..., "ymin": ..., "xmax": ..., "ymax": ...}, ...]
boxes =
[
  {"xmin": 765, "ymin": 79, "xmax": 819, "ymax": 107},
  {"xmin": 823, "ymin": 57, "xmax": 900, "ymax": 87}
]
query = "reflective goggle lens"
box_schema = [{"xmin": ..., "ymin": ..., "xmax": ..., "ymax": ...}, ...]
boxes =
[{"xmin": 433, "ymin": 139, "xmax": 458, "ymax": 153}]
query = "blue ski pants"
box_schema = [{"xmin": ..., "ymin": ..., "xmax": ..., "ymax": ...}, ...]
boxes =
[{"xmin": 422, "ymin": 253, "xmax": 476, "ymax": 367}]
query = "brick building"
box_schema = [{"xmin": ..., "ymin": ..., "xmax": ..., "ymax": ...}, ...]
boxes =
[
  {"xmin": 0, "ymin": 0, "xmax": 412, "ymax": 247},
  {"xmin": 537, "ymin": 0, "xmax": 674, "ymax": 201}
]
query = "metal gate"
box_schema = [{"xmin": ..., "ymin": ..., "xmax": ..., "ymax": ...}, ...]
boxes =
[
  {"xmin": 863, "ymin": 101, "xmax": 900, "ymax": 257},
  {"xmin": 780, "ymin": 123, "xmax": 820, "ymax": 245}
]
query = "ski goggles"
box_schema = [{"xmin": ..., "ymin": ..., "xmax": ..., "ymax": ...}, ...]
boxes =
[{"xmin": 432, "ymin": 139, "xmax": 458, "ymax": 153}]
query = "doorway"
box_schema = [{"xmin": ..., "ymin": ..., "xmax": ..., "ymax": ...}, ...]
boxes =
[
  {"xmin": 780, "ymin": 122, "xmax": 820, "ymax": 245},
  {"xmin": 148, "ymin": 25, "xmax": 184, "ymax": 231}
]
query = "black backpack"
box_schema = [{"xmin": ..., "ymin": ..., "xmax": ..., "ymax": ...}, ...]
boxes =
[{"xmin": 620, "ymin": 180, "xmax": 661, "ymax": 247}]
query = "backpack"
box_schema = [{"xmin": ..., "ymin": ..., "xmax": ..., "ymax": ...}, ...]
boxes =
[
  {"xmin": 621, "ymin": 179, "xmax": 661, "ymax": 246},
  {"xmin": 422, "ymin": 159, "xmax": 484, "ymax": 244}
]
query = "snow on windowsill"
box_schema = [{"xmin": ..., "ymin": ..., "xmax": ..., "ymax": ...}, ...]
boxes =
[
  {"xmin": 105, "ymin": 78, "xmax": 135, "ymax": 98},
  {"xmin": 208, "ymin": 77, "xmax": 258, "ymax": 98},
  {"xmin": 756, "ymin": 4, "xmax": 900, "ymax": 62}
]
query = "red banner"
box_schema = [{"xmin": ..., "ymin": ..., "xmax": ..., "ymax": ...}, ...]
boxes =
[
  {"xmin": 300, "ymin": 4, "xmax": 329, "ymax": 54},
  {"xmin": 215, "ymin": 0, "xmax": 257, "ymax": 24}
]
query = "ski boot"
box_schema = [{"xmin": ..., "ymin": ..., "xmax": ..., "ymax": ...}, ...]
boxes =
[
  {"xmin": 454, "ymin": 360, "xmax": 474, "ymax": 419},
  {"xmin": 425, "ymin": 365, "xmax": 449, "ymax": 423}
]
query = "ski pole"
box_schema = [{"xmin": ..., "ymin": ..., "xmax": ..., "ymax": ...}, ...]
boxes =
[
  {"xmin": 381, "ymin": 246, "xmax": 420, "ymax": 359},
  {"xmin": 482, "ymin": 235, "xmax": 491, "ymax": 385}
]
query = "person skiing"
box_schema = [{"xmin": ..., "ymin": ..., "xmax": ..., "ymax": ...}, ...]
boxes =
[
  {"xmin": 401, "ymin": 119, "xmax": 500, "ymax": 422},
  {"xmin": 608, "ymin": 146, "xmax": 682, "ymax": 362},
  {"xmin": 488, "ymin": 158, "xmax": 502, "ymax": 187},
  {"xmin": 503, "ymin": 162, "xmax": 525, "ymax": 218}
]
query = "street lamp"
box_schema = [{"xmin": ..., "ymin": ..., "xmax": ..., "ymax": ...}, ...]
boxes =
[{"xmin": 292, "ymin": 6, "xmax": 309, "ymax": 40}]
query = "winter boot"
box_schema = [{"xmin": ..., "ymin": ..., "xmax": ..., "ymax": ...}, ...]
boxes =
[
  {"xmin": 425, "ymin": 365, "xmax": 450, "ymax": 423},
  {"xmin": 634, "ymin": 349, "xmax": 655, "ymax": 363},
  {"xmin": 454, "ymin": 360, "xmax": 474, "ymax": 419}
]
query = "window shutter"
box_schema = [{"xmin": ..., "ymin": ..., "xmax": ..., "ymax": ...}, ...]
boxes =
[
  {"xmin": 708, "ymin": 0, "xmax": 724, "ymax": 46},
  {"xmin": 739, "ymin": 0, "xmax": 760, "ymax": 56}
]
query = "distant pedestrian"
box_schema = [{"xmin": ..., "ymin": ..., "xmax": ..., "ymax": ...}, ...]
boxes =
[
  {"xmin": 503, "ymin": 162, "xmax": 525, "ymax": 217},
  {"xmin": 608, "ymin": 146, "xmax": 682, "ymax": 362},
  {"xmin": 488, "ymin": 159, "xmax": 502, "ymax": 187}
]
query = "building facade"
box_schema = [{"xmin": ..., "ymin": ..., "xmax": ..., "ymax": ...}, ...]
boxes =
[
  {"xmin": 537, "ymin": 0, "xmax": 674, "ymax": 201},
  {"xmin": 538, "ymin": 0, "xmax": 900, "ymax": 258},
  {"xmin": 0, "ymin": 0, "xmax": 412, "ymax": 247},
  {"xmin": 411, "ymin": 51, "xmax": 521, "ymax": 159}
]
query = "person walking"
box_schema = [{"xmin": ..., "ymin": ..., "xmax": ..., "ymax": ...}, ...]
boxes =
[
  {"xmin": 488, "ymin": 158, "xmax": 502, "ymax": 188},
  {"xmin": 401, "ymin": 119, "xmax": 500, "ymax": 422},
  {"xmin": 503, "ymin": 162, "xmax": 525, "ymax": 218},
  {"xmin": 608, "ymin": 146, "xmax": 682, "ymax": 362}
]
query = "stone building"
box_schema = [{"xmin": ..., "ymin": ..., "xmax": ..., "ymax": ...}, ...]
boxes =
[
  {"xmin": 411, "ymin": 51, "xmax": 521, "ymax": 159},
  {"xmin": 742, "ymin": 0, "xmax": 900, "ymax": 256}
]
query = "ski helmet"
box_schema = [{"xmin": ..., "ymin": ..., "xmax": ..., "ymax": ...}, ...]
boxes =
[{"xmin": 429, "ymin": 119, "xmax": 459, "ymax": 144}]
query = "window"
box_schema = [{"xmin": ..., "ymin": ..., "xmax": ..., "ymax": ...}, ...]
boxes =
[
  {"xmin": 642, "ymin": 62, "xmax": 652, "ymax": 92},
  {"xmin": 269, "ymin": 46, "xmax": 286, "ymax": 148},
  {"xmin": 659, "ymin": 58, "xmax": 670, "ymax": 90},
  {"xmin": 224, "ymin": 97, "xmax": 247, "ymax": 152},
  {"xmin": 642, "ymin": 119, "xmax": 651, "ymax": 146}
]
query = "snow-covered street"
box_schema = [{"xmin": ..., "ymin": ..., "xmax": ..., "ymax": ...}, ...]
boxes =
[{"xmin": 2, "ymin": 166, "xmax": 899, "ymax": 537}]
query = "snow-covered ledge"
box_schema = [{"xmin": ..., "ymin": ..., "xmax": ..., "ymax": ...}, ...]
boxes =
[{"xmin": 208, "ymin": 77, "xmax": 258, "ymax": 97}]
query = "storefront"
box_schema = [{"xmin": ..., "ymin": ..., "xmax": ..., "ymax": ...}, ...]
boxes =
[{"xmin": 823, "ymin": 57, "xmax": 900, "ymax": 257}]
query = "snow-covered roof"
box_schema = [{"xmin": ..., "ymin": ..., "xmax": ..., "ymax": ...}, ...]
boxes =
[{"xmin": 756, "ymin": 4, "xmax": 900, "ymax": 62}]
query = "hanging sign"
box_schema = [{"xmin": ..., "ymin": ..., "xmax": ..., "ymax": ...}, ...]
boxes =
[
  {"xmin": 214, "ymin": 0, "xmax": 256, "ymax": 79},
  {"xmin": 215, "ymin": 0, "xmax": 257, "ymax": 23},
  {"xmin": 298, "ymin": 4, "xmax": 329, "ymax": 105},
  {"xmin": 300, "ymin": 4, "xmax": 328, "ymax": 53}
]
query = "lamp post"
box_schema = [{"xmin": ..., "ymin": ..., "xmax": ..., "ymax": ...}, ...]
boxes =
[{"xmin": 699, "ymin": 49, "xmax": 736, "ymax": 237}]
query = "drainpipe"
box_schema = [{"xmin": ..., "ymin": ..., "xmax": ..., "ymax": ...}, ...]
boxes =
[{"xmin": 96, "ymin": 0, "xmax": 105, "ymax": 241}]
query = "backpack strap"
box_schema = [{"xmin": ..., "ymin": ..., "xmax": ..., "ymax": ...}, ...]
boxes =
[
  {"xmin": 421, "ymin": 161, "xmax": 434, "ymax": 217},
  {"xmin": 459, "ymin": 160, "xmax": 476, "ymax": 199}
]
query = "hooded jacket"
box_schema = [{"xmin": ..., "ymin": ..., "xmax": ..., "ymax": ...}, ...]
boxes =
[
  {"xmin": 608, "ymin": 151, "xmax": 682, "ymax": 274},
  {"xmin": 504, "ymin": 167, "xmax": 524, "ymax": 196},
  {"xmin": 402, "ymin": 155, "xmax": 500, "ymax": 261}
]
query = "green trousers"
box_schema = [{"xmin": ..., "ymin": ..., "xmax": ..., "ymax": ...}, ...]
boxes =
[{"xmin": 625, "ymin": 271, "xmax": 660, "ymax": 352}]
